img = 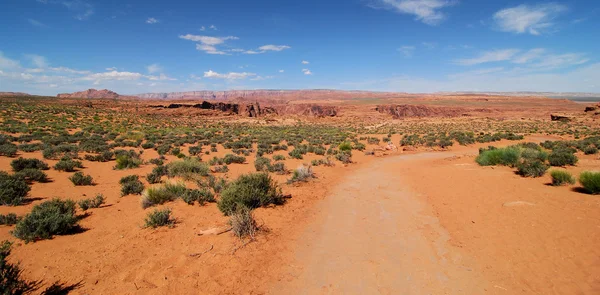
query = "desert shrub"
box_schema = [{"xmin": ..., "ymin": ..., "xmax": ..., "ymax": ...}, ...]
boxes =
[
  {"xmin": 0, "ymin": 171, "xmax": 31, "ymax": 206},
  {"xmin": 338, "ymin": 141, "xmax": 352, "ymax": 152},
  {"xmin": 144, "ymin": 208, "xmax": 175, "ymax": 228},
  {"xmin": 10, "ymin": 158, "xmax": 49, "ymax": 172},
  {"xmin": 254, "ymin": 157, "xmax": 271, "ymax": 172},
  {"xmin": 517, "ymin": 160, "xmax": 549, "ymax": 178},
  {"xmin": 583, "ymin": 146, "xmax": 598, "ymax": 155},
  {"xmin": 141, "ymin": 182, "xmax": 186, "ymax": 208},
  {"xmin": 518, "ymin": 142, "xmax": 542, "ymax": 150},
  {"xmin": 69, "ymin": 172, "xmax": 94, "ymax": 186},
  {"xmin": 120, "ymin": 175, "xmax": 145, "ymax": 196},
  {"xmin": 212, "ymin": 165, "xmax": 229, "ymax": 173},
  {"xmin": 114, "ymin": 154, "xmax": 143, "ymax": 170},
  {"xmin": 335, "ymin": 151, "xmax": 352, "ymax": 164},
  {"xmin": 181, "ymin": 188, "xmax": 215, "ymax": 205},
  {"xmin": 0, "ymin": 144, "xmax": 18, "ymax": 157},
  {"xmin": 521, "ymin": 148, "xmax": 548, "ymax": 162},
  {"xmin": 0, "ymin": 241, "xmax": 42, "ymax": 294},
  {"xmin": 579, "ymin": 171, "xmax": 600, "ymax": 194},
  {"xmin": 147, "ymin": 165, "xmax": 167, "ymax": 184},
  {"xmin": 12, "ymin": 199, "xmax": 78, "ymax": 242},
  {"xmin": 18, "ymin": 143, "xmax": 44, "ymax": 152},
  {"xmin": 188, "ymin": 145, "xmax": 202, "ymax": 156},
  {"xmin": 475, "ymin": 147, "xmax": 520, "ymax": 167},
  {"xmin": 0, "ymin": 213, "xmax": 20, "ymax": 225},
  {"xmin": 208, "ymin": 176, "xmax": 227, "ymax": 193},
  {"xmin": 141, "ymin": 142, "xmax": 155, "ymax": 149},
  {"xmin": 78, "ymin": 194, "xmax": 105, "ymax": 210},
  {"xmin": 288, "ymin": 165, "xmax": 315, "ymax": 184},
  {"xmin": 230, "ymin": 207, "xmax": 257, "ymax": 239},
  {"xmin": 550, "ymin": 170, "xmax": 576, "ymax": 186},
  {"xmin": 548, "ymin": 150, "xmax": 578, "ymax": 167},
  {"xmin": 268, "ymin": 162, "xmax": 287, "ymax": 174},
  {"xmin": 149, "ymin": 157, "xmax": 164, "ymax": 166},
  {"xmin": 223, "ymin": 154, "xmax": 246, "ymax": 164},
  {"xmin": 218, "ymin": 173, "xmax": 283, "ymax": 216},
  {"xmin": 84, "ymin": 151, "xmax": 114, "ymax": 162},
  {"xmin": 167, "ymin": 158, "xmax": 209, "ymax": 179},
  {"xmin": 272, "ymin": 155, "xmax": 286, "ymax": 161},
  {"xmin": 53, "ymin": 157, "xmax": 83, "ymax": 172},
  {"xmin": 15, "ymin": 168, "xmax": 48, "ymax": 183},
  {"xmin": 288, "ymin": 149, "xmax": 303, "ymax": 159}
]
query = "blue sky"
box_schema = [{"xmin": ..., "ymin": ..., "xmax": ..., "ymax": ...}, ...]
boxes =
[{"xmin": 0, "ymin": 0, "xmax": 599, "ymax": 95}]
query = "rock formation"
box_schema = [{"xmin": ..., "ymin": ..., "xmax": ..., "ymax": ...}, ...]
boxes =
[{"xmin": 57, "ymin": 89, "xmax": 120, "ymax": 99}]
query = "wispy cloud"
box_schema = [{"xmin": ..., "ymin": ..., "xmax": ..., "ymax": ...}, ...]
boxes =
[
  {"xmin": 398, "ymin": 46, "xmax": 415, "ymax": 57},
  {"xmin": 369, "ymin": 0, "xmax": 457, "ymax": 25},
  {"xmin": 24, "ymin": 54, "xmax": 49, "ymax": 68},
  {"xmin": 0, "ymin": 52, "xmax": 21, "ymax": 70},
  {"xmin": 257, "ymin": 45, "xmax": 291, "ymax": 52},
  {"xmin": 302, "ymin": 60, "xmax": 310, "ymax": 64},
  {"xmin": 454, "ymin": 49, "xmax": 520, "ymax": 65},
  {"xmin": 511, "ymin": 48, "xmax": 545, "ymax": 64},
  {"xmin": 146, "ymin": 64, "xmax": 162, "ymax": 74},
  {"xmin": 179, "ymin": 35, "xmax": 239, "ymax": 55},
  {"xmin": 302, "ymin": 69, "xmax": 313, "ymax": 75},
  {"xmin": 146, "ymin": 17, "xmax": 159, "ymax": 24},
  {"xmin": 493, "ymin": 3, "xmax": 567, "ymax": 35},
  {"xmin": 27, "ymin": 18, "xmax": 47, "ymax": 27},
  {"xmin": 203, "ymin": 70, "xmax": 256, "ymax": 80},
  {"xmin": 37, "ymin": 0, "xmax": 94, "ymax": 20}
]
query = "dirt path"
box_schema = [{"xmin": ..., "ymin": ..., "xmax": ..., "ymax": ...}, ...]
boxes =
[{"xmin": 275, "ymin": 153, "xmax": 493, "ymax": 294}]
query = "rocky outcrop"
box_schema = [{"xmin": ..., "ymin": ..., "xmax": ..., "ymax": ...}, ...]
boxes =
[
  {"xmin": 301, "ymin": 105, "xmax": 338, "ymax": 117},
  {"xmin": 585, "ymin": 105, "xmax": 599, "ymax": 112},
  {"xmin": 550, "ymin": 114, "xmax": 572, "ymax": 122},
  {"xmin": 375, "ymin": 104, "xmax": 463, "ymax": 119},
  {"xmin": 58, "ymin": 89, "xmax": 120, "ymax": 99},
  {"xmin": 149, "ymin": 101, "xmax": 272, "ymax": 116}
]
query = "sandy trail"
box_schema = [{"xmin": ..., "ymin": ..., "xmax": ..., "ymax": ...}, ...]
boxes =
[{"xmin": 276, "ymin": 152, "xmax": 492, "ymax": 294}]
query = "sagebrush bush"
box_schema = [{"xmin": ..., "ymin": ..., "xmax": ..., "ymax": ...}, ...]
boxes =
[
  {"xmin": 579, "ymin": 171, "xmax": 600, "ymax": 194},
  {"xmin": 288, "ymin": 165, "xmax": 315, "ymax": 184},
  {"xmin": 167, "ymin": 158, "xmax": 209, "ymax": 180},
  {"xmin": 78, "ymin": 194, "xmax": 105, "ymax": 210},
  {"xmin": 10, "ymin": 158, "xmax": 49, "ymax": 172},
  {"xmin": 15, "ymin": 168, "xmax": 48, "ymax": 183},
  {"xmin": 0, "ymin": 144, "xmax": 18, "ymax": 157},
  {"xmin": 12, "ymin": 199, "xmax": 79, "ymax": 242},
  {"xmin": 141, "ymin": 181, "xmax": 186, "ymax": 208},
  {"xmin": 69, "ymin": 172, "xmax": 94, "ymax": 186},
  {"xmin": 114, "ymin": 154, "xmax": 143, "ymax": 170},
  {"xmin": 0, "ymin": 241, "xmax": 42, "ymax": 294},
  {"xmin": 550, "ymin": 170, "xmax": 575, "ymax": 186},
  {"xmin": 517, "ymin": 160, "xmax": 549, "ymax": 178},
  {"xmin": 144, "ymin": 208, "xmax": 175, "ymax": 228},
  {"xmin": 521, "ymin": 148, "xmax": 548, "ymax": 162},
  {"xmin": 218, "ymin": 173, "xmax": 282, "ymax": 216},
  {"xmin": 338, "ymin": 141, "xmax": 352, "ymax": 152},
  {"xmin": 272, "ymin": 155, "xmax": 286, "ymax": 161},
  {"xmin": 475, "ymin": 147, "xmax": 520, "ymax": 167},
  {"xmin": 54, "ymin": 157, "xmax": 83, "ymax": 172},
  {"xmin": 181, "ymin": 188, "xmax": 215, "ymax": 205},
  {"xmin": 223, "ymin": 154, "xmax": 245, "ymax": 164},
  {"xmin": 254, "ymin": 157, "xmax": 271, "ymax": 172},
  {"xmin": 335, "ymin": 151, "xmax": 352, "ymax": 164},
  {"xmin": 583, "ymin": 146, "xmax": 598, "ymax": 155},
  {"xmin": 147, "ymin": 165, "xmax": 167, "ymax": 184},
  {"xmin": 230, "ymin": 207, "xmax": 257, "ymax": 239},
  {"xmin": 548, "ymin": 150, "xmax": 578, "ymax": 167},
  {"xmin": 120, "ymin": 175, "xmax": 145, "ymax": 196},
  {"xmin": 0, "ymin": 171, "xmax": 31, "ymax": 206},
  {"xmin": 0, "ymin": 213, "xmax": 20, "ymax": 225}
]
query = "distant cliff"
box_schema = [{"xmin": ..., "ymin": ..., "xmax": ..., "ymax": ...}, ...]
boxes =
[
  {"xmin": 135, "ymin": 89, "xmax": 386, "ymax": 100},
  {"xmin": 57, "ymin": 89, "xmax": 121, "ymax": 99}
]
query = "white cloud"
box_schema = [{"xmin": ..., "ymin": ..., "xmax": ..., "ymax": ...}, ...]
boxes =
[
  {"xmin": 146, "ymin": 63, "xmax": 162, "ymax": 74},
  {"xmin": 370, "ymin": 0, "xmax": 457, "ymax": 25},
  {"xmin": 258, "ymin": 45, "xmax": 291, "ymax": 52},
  {"xmin": 146, "ymin": 17, "xmax": 159, "ymax": 24},
  {"xmin": 493, "ymin": 3, "xmax": 567, "ymax": 35},
  {"xmin": 48, "ymin": 67, "xmax": 91, "ymax": 74},
  {"xmin": 243, "ymin": 50, "xmax": 262, "ymax": 55},
  {"xmin": 302, "ymin": 60, "xmax": 310, "ymax": 64},
  {"xmin": 61, "ymin": 0, "xmax": 95, "ymax": 20},
  {"xmin": 106, "ymin": 67, "xmax": 117, "ymax": 71},
  {"xmin": 530, "ymin": 53, "xmax": 589, "ymax": 70},
  {"xmin": 422, "ymin": 42, "xmax": 436, "ymax": 49},
  {"xmin": 0, "ymin": 52, "xmax": 21, "ymax": 69},
  {"xmin": 196, "ymin": 44, "xmax": 227, "ymax": 55},
  {"xmin": 302, "ymin": 69, "xmax": 312, "ymax": 75},
  {"xmin": 180, "ymin": 34, "xmax": 239, "ymax": 55},
  {"xmin": 279, "ymin": 70, "xmax": 285, "ymax": 73},
  {"xmin": 203, "ymin": 70, "xmax": 256, "ymax": 80},
  {"xmin": 24, "ymin": 54, "xmax": 48, "ymax": 68},
  {"xmin": 454, "ymin": 49, "xmax": 520, "ymax": 66},
  {"xmin": 512, "ymin": 48, "xmax": 545, "ymax": 64},
  {"xmin": 209, "ymin": 25, "xmax": 217, "ymax": 30},
  {"xmin": 147, "ymin": 73, "xmax": 177, "ymax": 81},
  {"xmin": 84, "ymin": 71, "xmax": 143, "ymax": 81},
  {"xmin": 199, "ymin": 26, "xmax": 206, "ymax": 31},
  {"xmin": 398, "ymin": 46, "xmax": 415, "ymax": 57},
  {"xmin": 27, "ymin": 18, "xmax": 47, "ymax": 27}
]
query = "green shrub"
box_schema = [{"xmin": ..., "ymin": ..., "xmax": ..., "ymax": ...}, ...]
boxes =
[
  {"xmin": 288, "ymin": 165, "xmax": 315, "ymax": 184},
  {"xmin": 335, "ymin": 151, "xmax": 352, "ymax": 164},
  {"xmin": 517, "ymin": 160, "xmax": 549, "ymax": 178},
  {"xmin": 254, "ymin": 157, "xmax": 271, "ymax": 172},
  {"xmin": 78, "ymin": 194, "xmax": 105, "ymax": 210},
  {"xmin": 0, "ymin": 213, "xmax": 20, "ymax": 225},
  {"xmin": 12, "ymin": 199, "xmax": 78, "ymax": 242},
  {"xmin": 144, "ymin": 208, "xmax": 175, "ymax": 228},
  {"xmin": 14, "ymin": 168, "xmax": 48, "ymax": 183},
  {"xmin": 550, "ymin": 170, "xmax": 576, "ymax": 186},
  {"xmin": 338, "ymin": 141, "xmax": 352, "ymax": 152},
  {"xmin": 475, "ymin": 147, "xmax": 520, "ymax": 167},
  {"xmin": 223, "ymin": 154, "xmax": 246, "ymax": 164},
  {"xmin": 218, "ymin": 173, "xmax": 283, "ymax": 216},
  {"xmin": 212, "ymin": 165, "xmax": 229, "ymax": 173},
  {"xmin": 141, "ymin": 182, "xmax": 186, "ymax": 208},
  {"xmin": 548, "ymin": 150, "xmax": 578, "ymax": 167},
  {"xmin": 521, "ymin": 148, "xmax": 548, "ymax": 162},
  {"xmin": 84, "ymin": 151, "xmax": 113, "ymax": 162},
  {"xmin": 0, "ymin": 241, "xmax": 42, "ymax": 294},
  {"xmin": 288, "ymin": 149, "xmax": 303, "ymax": 159},
  {"xmin": 69, "ymin": 172, "xmax": 94, "ymax": 186},
  {"xmin": 0, "ymin": 144, "xmax": 18, "ymax": 157},
  {"xmin": 167, "ymin": 158, "xmax": 209, "ymax": 180},
  {"xmin": 583, "ymin": 146, "xmax": 598, "ymax": 155},
  {"xmin": 181, "ymin": 188, "xmax": 215, "ymax": 205},
  {"xmin": 53, "ymin": 157, "xmax": 83, "ymax": 172},
  {"xmin": 0, "ymin": 171, "xmax": 30, "ymax": 206},
  {"xmin": 579, "ymin": 171, "xmax": 600, "ymax": 194},
  {"xmin": 147, "ymin": 165, "xmax": 167, "ymax": 184},
  {"xmin": 272, "ymin": 155, "xmax": 286, "ymax": 161},
  {"xmin": 230, "ymin": 207, "xmax": 257, "ymax": 239},
  {"xmin": 120, "ymin": 175, "xmax": 145, "ymax": 196},
  {"xmin": 114, "ymin": 154, "xmax": 143, "ymax": 170},
  {"xmin": 10, "ymin": 158, "xmax": 49, "ymax": 172}
]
